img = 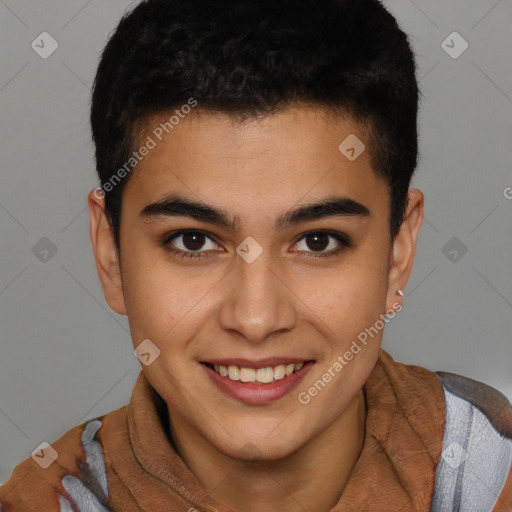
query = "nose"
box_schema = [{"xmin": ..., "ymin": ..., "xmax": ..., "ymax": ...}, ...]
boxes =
[{"xmin": 218, "ymin": 248, "xmax": 298, "ymax": 344}]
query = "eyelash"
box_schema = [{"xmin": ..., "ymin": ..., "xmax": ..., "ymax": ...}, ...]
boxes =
[{"xmin": 161, "ymin": 229, "xmax": 351, "ymax": 260}]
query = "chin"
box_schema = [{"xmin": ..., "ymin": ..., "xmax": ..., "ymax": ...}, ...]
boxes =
[{"xmin": 214, "ymin": 427, "xmax": 308, "ymax": 462}]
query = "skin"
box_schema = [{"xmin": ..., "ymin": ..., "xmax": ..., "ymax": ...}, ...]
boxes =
[{"xmin": 88, "ymin": 106, "xmax": 423, "ymax": 512}]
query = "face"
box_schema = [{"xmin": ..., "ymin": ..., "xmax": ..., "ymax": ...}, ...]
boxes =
[{"xmin": 89, "ymin": 106, "xmax": 422, "ymax": 462}]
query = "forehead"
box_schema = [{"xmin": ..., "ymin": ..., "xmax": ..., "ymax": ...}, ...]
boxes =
[{"xmin": 123, "ymin": 106, "xmax": 389, "ymax": 223}]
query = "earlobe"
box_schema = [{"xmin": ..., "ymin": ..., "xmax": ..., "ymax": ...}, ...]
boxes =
[
  {"xmin": 385, "ymin": 189, "xmax": 424, "ymax": 311},
  {"xmin": 88, "ymin": 189, "xmax": 127, "ymax": 315}
]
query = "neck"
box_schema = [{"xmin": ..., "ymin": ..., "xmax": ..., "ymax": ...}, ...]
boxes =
[{"xmin": 170, "ymin": 389, "xmax": 366, "ymax": 512}]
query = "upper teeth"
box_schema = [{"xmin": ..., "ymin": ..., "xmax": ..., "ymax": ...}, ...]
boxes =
[{"xmin": 212, "ymin": 362, "xmax": 305, "ymax": 383}]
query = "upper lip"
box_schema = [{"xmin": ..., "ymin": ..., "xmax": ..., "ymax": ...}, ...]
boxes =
[{"xmin": 202, "ymin": 357, "xmax": 313, "ymax": 368}]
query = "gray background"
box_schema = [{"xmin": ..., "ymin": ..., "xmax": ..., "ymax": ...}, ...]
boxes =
[{"xmin": 0, "ymin": 0, "xmax": 511, "ymax": 484}]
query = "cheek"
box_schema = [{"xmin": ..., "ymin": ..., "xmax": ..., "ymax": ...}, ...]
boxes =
[
  {"xmin": 120, "ymin": 251, "xmax": 180, "ymax": 342},
  {"xmin": 121, "ymin": 251, "xmax": 218, "ymax": 354},
  {"xmin": 292, "ymin": 256, "xmax": 389, "ymax": 340}
]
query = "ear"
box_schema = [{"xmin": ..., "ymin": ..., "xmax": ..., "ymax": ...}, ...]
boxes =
[
  {"xmin": 385, "ymin": 189, "xmax": 424, "ymax": 311},
  {"xmin": 88, "ymin": 188, "xmax": 127, "ymax": 315}
]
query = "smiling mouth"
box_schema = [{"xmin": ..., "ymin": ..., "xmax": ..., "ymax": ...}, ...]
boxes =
[{"xmin": 202, "ymin": 361, "xmax": 314, "ymax": 384}]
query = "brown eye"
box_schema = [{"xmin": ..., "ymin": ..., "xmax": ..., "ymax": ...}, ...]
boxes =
[
  {"xmin": 180, "ymin": 232, "xmax": 207, "ymax": 251},
  {"xmin": 304, "ymin": 233, "xmax": 329, "ymax": 251},
  {"xmin": 293, "ymin": 231, "xmax": 351, "ymax": 258},
  {"xmin": 162, "ymin": 230, "xmax": 220, "ymax": 259}
]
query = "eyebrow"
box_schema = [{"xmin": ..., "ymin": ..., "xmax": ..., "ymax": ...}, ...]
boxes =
[{"xmin": 140, "ymin": 193, "xmax": 370, "ymax": 231}]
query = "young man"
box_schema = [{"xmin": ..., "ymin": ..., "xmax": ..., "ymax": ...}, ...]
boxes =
[{"xmin": 1, "ymin": 0, "xmax": 511, "ymax": 510}]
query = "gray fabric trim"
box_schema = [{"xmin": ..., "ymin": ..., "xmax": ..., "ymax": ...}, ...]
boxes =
[
  {"xmin": 61, "ymin": 475, "xmax": 111, "ymax": 512},
  {"xmin": 58, "ymin": 495, "xmax": 74, "ymax": 512},
  {"xmin": 59, "ymin": 418, "xmax": 111, "ymax": 512},
  {"xmin": 432, "ymin": 386, "xmax": 512, "ymax": 511},
  {"xmin": 81, "ymin": 420, "xmax": 109, "ymax": 497},
  {"xmin": 453, "ymin": 404, "xmax": 473, "ymax": 510}
]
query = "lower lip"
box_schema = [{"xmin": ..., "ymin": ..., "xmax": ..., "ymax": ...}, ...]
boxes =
[{"xmin": 202, "ymin": 362, "xmax": 315, "ymax": 404}]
